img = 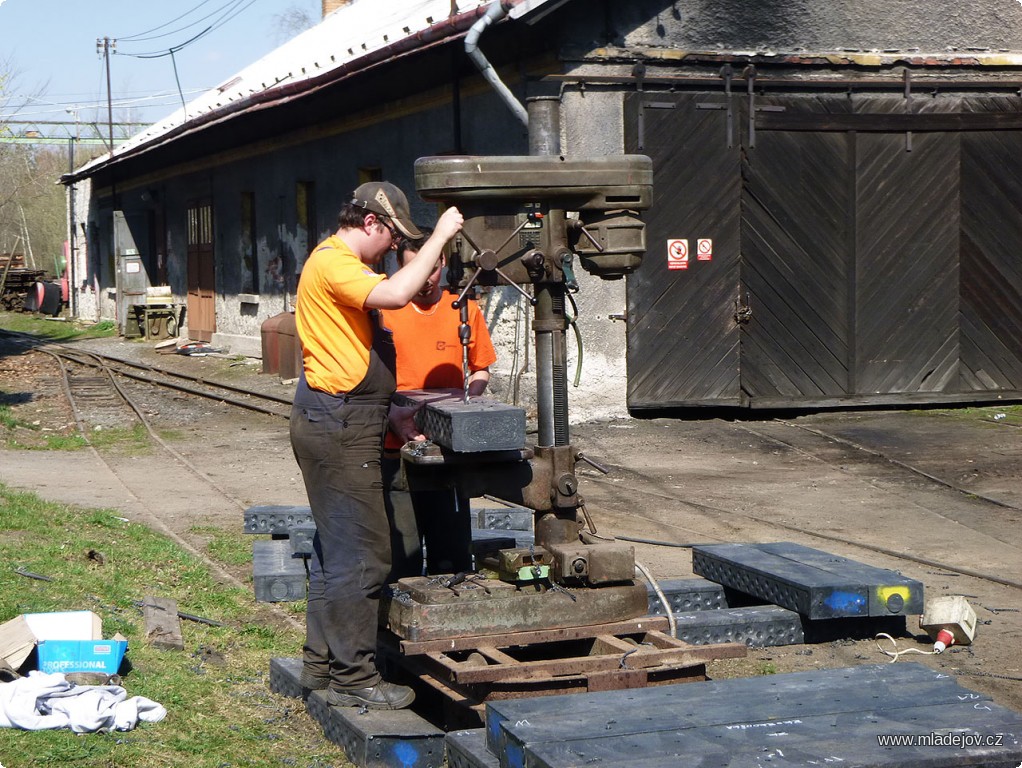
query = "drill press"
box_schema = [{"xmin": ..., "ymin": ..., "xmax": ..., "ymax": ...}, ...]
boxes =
[{"xmin": 385, "ymin": 153, "xmax": 654, "ymax": 642}]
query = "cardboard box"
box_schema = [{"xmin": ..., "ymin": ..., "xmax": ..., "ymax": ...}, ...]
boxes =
[
  {"xmin": 0, "ymin": 610, "xmax": 125, "ymax": 674},
  {"xmin": 0, "ymin": 615, "xmax": 38, "ymax": 670},
  {"xmin": 36, "ymin": 639, "xmax": 128, "ymax": 675}
]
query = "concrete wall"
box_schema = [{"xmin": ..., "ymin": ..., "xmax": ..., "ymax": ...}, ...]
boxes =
[
  {"xmin": 558, "ymin": 89, "xmax": 632, "ymax": 421},
  {"xmin": 562, "ymin": 0, "xmax": 1022, "ymax": 53},
  {"xmin": 66, "ymin": 178, "xmax": 100, "ymax": 323}
]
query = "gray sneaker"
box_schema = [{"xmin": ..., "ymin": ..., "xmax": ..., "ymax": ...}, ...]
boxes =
[{"xmin": 325, "ymin": 681, "xmax": 415, "ymax": 710}]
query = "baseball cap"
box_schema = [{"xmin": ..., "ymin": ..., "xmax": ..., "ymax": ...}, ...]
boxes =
[{"xmin": 351, "ymin": 181, "xmax": 423, "ymax": 240}]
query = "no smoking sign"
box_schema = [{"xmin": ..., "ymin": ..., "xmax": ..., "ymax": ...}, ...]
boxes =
[
  {"xmin": 667, "ymin": 239, "xmax": 689, "ymax": 270},
  {"xmin": 697, "ymin": 238, "xmax": 713, "ymax": 261}
]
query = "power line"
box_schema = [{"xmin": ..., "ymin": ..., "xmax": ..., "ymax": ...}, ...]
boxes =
[
  {"xmin": 115, "ymin": 0, "xmax": 259, "ymax": 58},
  {"xmin": 116, "ymin": 0, "xmax": 221, "ymax": 42}
]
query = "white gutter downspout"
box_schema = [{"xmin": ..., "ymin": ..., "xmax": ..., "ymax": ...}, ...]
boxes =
[{"xmin": 464, "ymin": 1, "xmax": 529, "ymax": 126}]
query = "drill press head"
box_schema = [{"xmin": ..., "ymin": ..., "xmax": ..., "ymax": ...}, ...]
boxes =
[{"xmin": 414, "ymin": 154, "xmax": 653, "ymax": 285}]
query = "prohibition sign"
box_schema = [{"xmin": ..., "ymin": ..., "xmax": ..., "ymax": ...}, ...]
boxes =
[
  {"xmin": 667, "ymin": 238, "xmax": 689, "ymax": 271},
  {"xmin": 697, "ymin": 238, "xmax": 713, "ymax": 261}
]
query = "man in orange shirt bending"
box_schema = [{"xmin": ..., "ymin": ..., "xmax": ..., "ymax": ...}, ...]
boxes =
[{"xmin": 382, "ymin": 228, "xmax": 497, "ymax": 578}]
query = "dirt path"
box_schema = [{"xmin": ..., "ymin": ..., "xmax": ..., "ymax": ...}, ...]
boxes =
[{"xmin": 2, "ymin": 333, "xmax": 1021, "ymax": 713}]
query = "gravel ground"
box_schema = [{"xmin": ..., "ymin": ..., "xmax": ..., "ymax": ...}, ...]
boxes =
[{"xmin": 2, "ymin": 331, "xmax": 1021, "ymax": 717}]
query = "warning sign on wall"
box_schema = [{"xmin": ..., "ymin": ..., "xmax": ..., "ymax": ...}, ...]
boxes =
[
  {"xmin": 667, "ymin": 239, "xmax": 689, "ymax": 271},
  {"xmin": 697, "ymin": 238, "xmax": 713, "ymax": 262}
]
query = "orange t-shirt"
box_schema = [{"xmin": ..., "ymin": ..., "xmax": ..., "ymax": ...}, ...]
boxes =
[
  {"xmin": 295, "ymin": 235, "xmax": 386, "ymax": 394},
  {"xmin": 381, "ymin": 296, "xmax": 496, "ymax": 449}
]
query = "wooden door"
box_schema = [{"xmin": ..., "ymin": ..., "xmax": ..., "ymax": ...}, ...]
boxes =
[
  {"xmin": 624, "ymin": 92, "xmax": 743, "ymax": 410},
  {"xmin": 186, "ymin": 202, "xmax": 215, "ymax": 342}
]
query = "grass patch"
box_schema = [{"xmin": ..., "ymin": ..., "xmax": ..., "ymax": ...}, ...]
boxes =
[
  {"xmin": 0, "ymin": 313, "xmax": 117, "ymax": 343},
  {"xmin": 0, "ymin": 413, "xmax": 136, "ymax": 453},
  {"xmin": 38, "ymin": 433, "xmax": 91, "ymax": 451},
  {"xmin": 88, "ymin": 424, "xmax": 151, "ymax": 453},
  {"xmin": 0, "ymin": 406, "xmax": 88, "ymax": 451},
  {"xmin": 923, "ymin": 403, "xmax": 1022, "ymax": 427},
  {"xmin": 0, "ymin": 404, "xmax": 33, "ymax": 431},
  {"xmin": 157, "ymin": 428, "xmax": 186, "ymax": 442},
  {"xmin": 0, "ymin": 484, "xmax": 340, "ymax": 767},
  {"xmin": 190, "ymin": 525, "xmax": 254, "ymax": 567}
]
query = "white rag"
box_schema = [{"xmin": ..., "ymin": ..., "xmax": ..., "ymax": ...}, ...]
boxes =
[{"xmin": 0, "ymin": 671, "xmax": 167, "ymax": 733}]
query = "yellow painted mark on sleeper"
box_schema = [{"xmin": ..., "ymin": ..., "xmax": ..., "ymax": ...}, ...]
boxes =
[{"xmin": 876, "ymin": 585, "xmax": 912, "ymax": 611}]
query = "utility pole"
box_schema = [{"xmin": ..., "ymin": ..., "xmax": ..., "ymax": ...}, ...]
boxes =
[{"xmin": 96, "ymin": 37, "xmax": 116, "ymax": 151}]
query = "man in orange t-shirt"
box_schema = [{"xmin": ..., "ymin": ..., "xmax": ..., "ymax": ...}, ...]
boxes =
[
  {"xmin": 382, "ymin": 229, "xmax": 496, "ymax": 578},
  {"xmin": 290, "ymin": 184, "xmax": 463, "ymax": 711}
]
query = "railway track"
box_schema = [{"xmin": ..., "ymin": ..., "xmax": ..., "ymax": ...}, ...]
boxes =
[
  {"xmin": 54, "ymin": 347, "xmax": 293, "ymax": 424},
  {"xmin": 1, "ymin": 330, "xmax": 305, "ymax": 630},
  {"xmin": 3, "ymin": 328, "xmax": 1020, "ymax": 594},
  {"xmin": 1, "ymin": 330, "xmax": 292, "ymax": 430}
]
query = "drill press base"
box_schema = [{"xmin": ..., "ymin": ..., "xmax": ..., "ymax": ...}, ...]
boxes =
[{"xmin": 383, "ymin": 577, "xmax": 649, "ymax": 642}]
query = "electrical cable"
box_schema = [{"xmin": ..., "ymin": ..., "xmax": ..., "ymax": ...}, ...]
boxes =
[
  {"xmin": 874, "ymin": 633, "xmax": 938, "ymax": 663},
  {"xmin": 116, "ymin": 0, "xmax": 249, "ymax": 45},
  {"xmin": 565, "ymin": 290, "xmax": 584, "ymax": 387},
  {"xmin": 634, "ymin": 560, "xmax": 677, "ymax": 639},
  {"xmin": 116, "ymin": 0, "xmax": 223, "ymax": 42},
  {"xmin": 116, "ymin": 0, "xmax": 259, "ymax": 59},
  {"xmin": 617, "ymin": 535, "xmax": 693, "ymax": 549}
]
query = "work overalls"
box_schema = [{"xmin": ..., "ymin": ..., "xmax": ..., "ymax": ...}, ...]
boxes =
[{"xmin": 289, "ymin": 314, "xmax": 395, "ymax": 691}]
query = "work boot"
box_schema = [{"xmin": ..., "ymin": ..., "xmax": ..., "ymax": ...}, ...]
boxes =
[
  {"xmin": 325, "ymin": 680, "xmax": 415, "ymax": 710},
  {"xmin": 299, "ymin": 666, "xmax": 331, "ymax": 696}
]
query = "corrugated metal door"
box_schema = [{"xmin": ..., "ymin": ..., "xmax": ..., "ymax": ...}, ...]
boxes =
[{"xmin": 624, "ymin": 93, "xmax": 742, "ymax": 408}]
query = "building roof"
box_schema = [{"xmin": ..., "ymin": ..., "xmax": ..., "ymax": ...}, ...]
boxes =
[{"xmin": 69, "ymin": 0, "xmax": 563, "ymax": 180}]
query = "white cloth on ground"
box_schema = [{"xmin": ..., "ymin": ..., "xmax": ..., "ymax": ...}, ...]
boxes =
[{"xmin": 0, "ymin": 671, "xmax": 166, "ymax": 733}]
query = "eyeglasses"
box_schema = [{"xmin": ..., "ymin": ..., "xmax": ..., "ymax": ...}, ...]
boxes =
[{"xmin": 376, "ymin": 215, "xmax": 398, "ymax": 242}]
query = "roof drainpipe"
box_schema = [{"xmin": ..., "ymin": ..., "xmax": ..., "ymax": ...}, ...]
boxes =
[{"xmin": 464, "ymin": 1, "xmax": 528, "ymax": 127}]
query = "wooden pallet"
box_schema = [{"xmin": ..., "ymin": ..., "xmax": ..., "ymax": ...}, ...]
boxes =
[{"xmin": 382, "ymin": 617, "xmax": 745, "ymax": 725}]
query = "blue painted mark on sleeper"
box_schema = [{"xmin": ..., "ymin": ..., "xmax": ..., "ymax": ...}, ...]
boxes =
[
  {"xmin": 506, "ymin": 741, "xmax": 525, "ymax": 768},
  {"xmin": 392, "ymin": 741, "xmax": 419, "ymax": 767},
  {"xmin": 824, "ymin": 591, "xmax": 866, "ymax": 613}
]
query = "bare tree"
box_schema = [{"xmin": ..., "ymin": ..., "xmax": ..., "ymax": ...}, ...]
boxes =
[
  {"xmin": 271, "ymin": 3, "xmax": 317, "ymax": 45},
  {"xmin": 1, "ymin": 59, "xmax": 71, "ymax": 275}
]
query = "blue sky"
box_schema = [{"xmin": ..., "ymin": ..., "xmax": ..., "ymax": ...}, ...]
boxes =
[{"xmin": 1, "ymin": 0, "xmax": 321, "ymax": 130}]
